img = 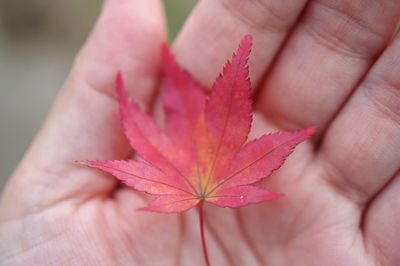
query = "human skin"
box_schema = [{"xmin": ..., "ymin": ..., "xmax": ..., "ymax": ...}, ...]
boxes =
[{"xmin": 1, "ymin": 0, "xmax": 400, "ymax": 265}]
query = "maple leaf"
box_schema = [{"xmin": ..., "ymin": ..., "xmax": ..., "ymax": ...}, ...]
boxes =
[
  {"xmin": 85, "ymin": 35, "xmax": 315, "ymax": 213},
  {"xmin": 82, "ymin": 35, "xmax": 315, "ymax": 265}
]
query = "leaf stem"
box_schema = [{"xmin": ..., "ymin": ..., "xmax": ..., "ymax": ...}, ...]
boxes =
[{"xmin": 198, "ymin": 201, "xmax": 210, "ymax": 266}]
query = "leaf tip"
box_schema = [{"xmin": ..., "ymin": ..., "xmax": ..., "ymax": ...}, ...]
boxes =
[
  {"xmin": 304, "ymin": 126, "xmax": 318, "ymax": 138},
  {"xmin": 238, "ymin": 34, "xmax": 253, "ymax": 56},
  {"xmin": 161, "ymin": 43, "xmax": 175, "ymax": 75},
  {"xmin": 161, "ymin": 43, "xmax": 171, "ymax": 59},
  {"xmin": 115, "ymin": 71, "xmax": 122, "ymax": 87},
  {"xmin": 242, "ymin": 34, "xmax": 253, "ymax": 45},
  {"xmin": 115, "ymin": 71, "xmax": 125, "ymax": 100},
  {"xmin": 271, "ymin": 192, "xmax": 284, "ymax": 200},
  {"xmin": 74, "ymin": 160, "xmax": 89, "ymax": 166}
]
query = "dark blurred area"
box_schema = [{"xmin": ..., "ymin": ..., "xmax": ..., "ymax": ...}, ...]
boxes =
[
  {"xmin": 0, "ymin": 0, "xmax": 196, "ymax": 189},
  {"xmin": 0, "ymin": 1, "xmax": 99, "ymax": 44}
]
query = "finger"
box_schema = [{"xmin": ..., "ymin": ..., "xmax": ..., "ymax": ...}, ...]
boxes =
[
  {"xmin": 316, "ymin": 34, "xmax": 400, "ymax": 206},
  {"xmin": 258, "ymin": 0, "xmax": 400, "ymax": 132},
  {"xmin": 173, "ymin": 0, "xmax": 309, "ymax": 88},
  {"xmin": 0, "ymin": 0, "xmax": 165, "ymax": 219},
  {"xmin": 363, "ymin": 171, "xmax": 400, "ymax": 265}
]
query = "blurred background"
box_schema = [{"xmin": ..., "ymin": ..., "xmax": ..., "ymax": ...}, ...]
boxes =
[{"xmin": 0, "ymin": 0, "xmax": 197, "ymax": 189}]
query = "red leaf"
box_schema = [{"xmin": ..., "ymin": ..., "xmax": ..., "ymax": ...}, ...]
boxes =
[{"xmin": 85, "ymin": 35, "xmax": 315, "ymax": 213}]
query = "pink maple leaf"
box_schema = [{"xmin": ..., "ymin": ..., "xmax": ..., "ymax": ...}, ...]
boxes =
[{"xmin": 82, "ymin": 35, "xmax": 315, "ymax": 265}]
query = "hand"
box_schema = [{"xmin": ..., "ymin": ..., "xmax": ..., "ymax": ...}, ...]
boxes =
[{"xmin": 1, "ymin": 0, "xmax": 399, "ymax": 265}]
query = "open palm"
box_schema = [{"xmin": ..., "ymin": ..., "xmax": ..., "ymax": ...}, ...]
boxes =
[{"xmin": 1, "ymin": 1, "xmax": 399, "ymax": 265}]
